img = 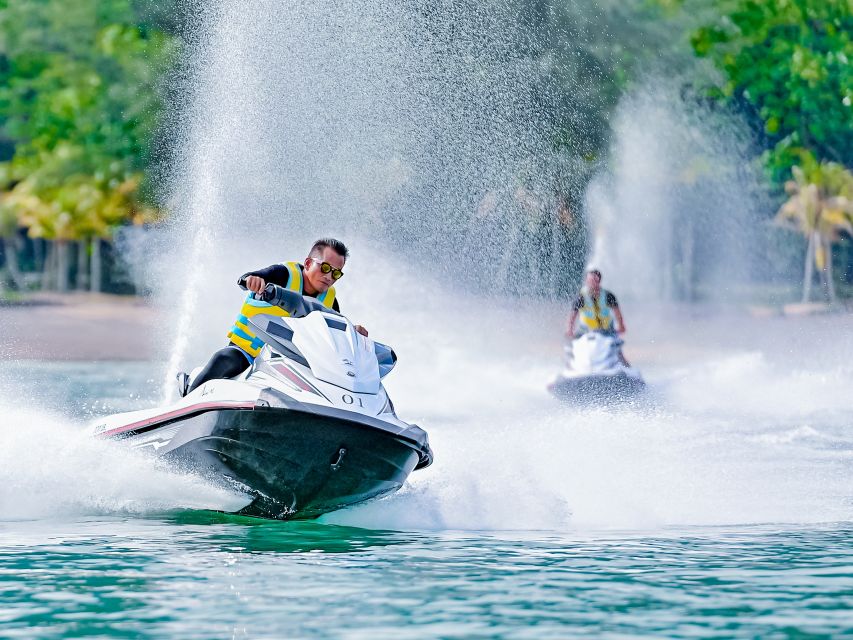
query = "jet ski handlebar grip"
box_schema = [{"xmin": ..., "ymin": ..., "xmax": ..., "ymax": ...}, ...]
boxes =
[
  {"xmin": 256, "ymin": 283, "xmax": 278, "ymax": 303},
  {"xmin": 256, "ymin": 284, "xmax": 299, "ymax": 311},
  {"xmin": 254, "ymin": 284, "xmax": 334, "ymax": 318}
]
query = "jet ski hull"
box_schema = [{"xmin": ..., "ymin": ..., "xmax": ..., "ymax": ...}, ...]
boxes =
[
  {"xmin": 171, "ymin": 408, "xmax": 420, "ymax": 519},
  {"xmin": 101, "ymin": 392, "xmax": 431, "ymax": 520}
]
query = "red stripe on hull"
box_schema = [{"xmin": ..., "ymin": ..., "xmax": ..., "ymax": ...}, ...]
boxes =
[
  {"xmin": 99, "ymin": 400, "xmax": 256, "ymax": 438},
  {"xmin": 273, "ymin": 364, "xmax": 317, "ymax": 393}
]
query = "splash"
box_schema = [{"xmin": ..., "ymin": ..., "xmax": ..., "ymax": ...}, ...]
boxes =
[
  {"xmin": 2, "ymin": 276, "xmax": 852, "ymax": 529},
  {"xmin": 151, "ymin": 0, "xmax": 583, "ymax": 387},
  {"xmin": 0, "ymin": 400, "xmax": 247, "ymax": 521},
  {"xmin": 586, "ymin": 82, "xmax": 770, "ymax": 304},
  {"xmin": 315, "ymin": 253, "xmax": 853, "ymax": 531},
  {"xmin": 3, "ymin": 2, "xmax": 851, "ymax": 532}
]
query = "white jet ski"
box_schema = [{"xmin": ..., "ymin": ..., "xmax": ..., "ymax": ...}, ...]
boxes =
[
  {"xmin": 548, "ymin": 331, "xmax": 645, "ymax": 402},
  {"xmin": 89, "ymin": 284, "xmax": 433, "ymax": 520}
]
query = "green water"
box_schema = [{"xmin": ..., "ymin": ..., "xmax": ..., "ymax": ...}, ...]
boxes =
[
  {"xmin": 1, "ymin": 516, "xmax": 852, "ymax": 638},
  {"xmin": 2, "ymin": 360, "xmax": 853, "ymax": 637}
]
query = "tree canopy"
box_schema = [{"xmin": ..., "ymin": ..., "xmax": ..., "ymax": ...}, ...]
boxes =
[
  {"xmin": 691, "ymin": 0, "xmax": 853, "ymax": 181},
  {"xmin": 0, "ymin": 0, "xmax": 178, "ymax": 241}
]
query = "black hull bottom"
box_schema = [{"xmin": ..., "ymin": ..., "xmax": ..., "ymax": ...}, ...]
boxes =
[{"xmin": 158, "ymin": 408, "xmax": 420, "ymax": 520}]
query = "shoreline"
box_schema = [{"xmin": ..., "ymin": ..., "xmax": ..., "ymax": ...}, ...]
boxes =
[
  {"xmin": 0, "ymin": 291, "xmax": 850, "ymax": 363},
  {"xmin": 0, "ymin": 292, "xmax": 158, "ymax": 361}
]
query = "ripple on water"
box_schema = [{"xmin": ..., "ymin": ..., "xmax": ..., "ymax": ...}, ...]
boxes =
[{"xmin": 0, "ymin": 519, "xmax": 851, "ymax": 638}]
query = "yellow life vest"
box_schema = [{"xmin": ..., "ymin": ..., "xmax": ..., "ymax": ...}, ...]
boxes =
[
  {"xmin": 578, "ymin": 286, "xmax": 614, "ymax": 331},
  {"xmin": 227, "ymin": 261, "xmax": 337, "ymax": 358}
]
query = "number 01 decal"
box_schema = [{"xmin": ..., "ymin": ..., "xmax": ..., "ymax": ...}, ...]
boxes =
[{"xmin": 341, "ymin": 394, "xmax": 364, "ymax": 407}]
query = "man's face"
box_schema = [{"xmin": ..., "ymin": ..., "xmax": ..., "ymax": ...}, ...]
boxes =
[
  {"xmin": 585, "ymin": 271, "xmax": 601, "ymax": 292},
  {"xmin": 304, "ymin": 247, "xmax": 345, "ymax": 293}
]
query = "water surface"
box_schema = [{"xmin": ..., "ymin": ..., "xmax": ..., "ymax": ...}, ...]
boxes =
[
  {"xmin": 1, "ymin": 516, "xmax": 852, "ymax": 638},
  {"xmin": 1, "ymin": 355, "xmax": 852, "ymax": 637}
]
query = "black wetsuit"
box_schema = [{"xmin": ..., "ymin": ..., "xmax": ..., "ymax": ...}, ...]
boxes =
[{"xmin": 187, "ymin": 264, "xmax": 341, "ymax": 393}]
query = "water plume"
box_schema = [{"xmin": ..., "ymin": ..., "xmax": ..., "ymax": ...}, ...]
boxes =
[
  {"xmin": 0, "ymin": 401, "xmax": 247, "ymax": 520},
  {"xmin": 153, "ymin": 0, "xmax": 587, "ymax": 389},
  {"xmin": 586, "ymin": 81, "xmax": 770, "ymax": 303}
]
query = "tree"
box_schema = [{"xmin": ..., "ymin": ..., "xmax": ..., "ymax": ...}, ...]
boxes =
[
  {"xmin": 0, "ymin": 0, "xmax": 176, "ymax": 290},
  {"xmin": 775, "ymin": 155, "xmax": 853, "ymax": 302},
  {"xmin": 692, "ymin": 0, "xmax": 853, "ymax": 183}
]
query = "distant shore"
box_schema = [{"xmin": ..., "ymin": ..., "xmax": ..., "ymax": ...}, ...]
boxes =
[
  {"xmin": 0, "ymin": 291, "xmax": 850, "ymax": 363},
  {"xmin": 0, "ymin": 292, "xmax": 158, "ymax": 361}
]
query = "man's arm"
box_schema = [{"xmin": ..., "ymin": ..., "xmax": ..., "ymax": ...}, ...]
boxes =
[
  {"xmin": 608, "ymin": 293, "xmax": 626, "ymax": 334},
  {"xmin": 613, "ymin": 306, "xmax": 626, "ymax": 334},
  {"xmin": 566, "ymin": 309, "xmax": 579, "ymax": 337},
  {"xmin": 238, "ymin": 264, "xmax": 292, "ymax": 294},
  {"xmin": 239, "ymin": 267, "xmax": 360, "ymax": 332},
  {"xmin": 566, "ymin": 295, "xmax": 583, "ymax": 336}
]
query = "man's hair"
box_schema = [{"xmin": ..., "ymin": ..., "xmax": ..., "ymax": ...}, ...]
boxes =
[
  {"xmin": 309, "ymin": 238, "xmax": 349, "ymax": 259},
  {"xmin": 586, "ymin": 268, "xmax": 602, "ymax": 280}
]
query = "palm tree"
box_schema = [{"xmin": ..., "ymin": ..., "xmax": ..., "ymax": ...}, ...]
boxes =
[
  {"xmin": 775, "ymin": 160, "xmax": 853, "ymax": 303},
  {"xmin": 5, "ymin": 161, "xmax": 162, "ymax": 292},
  {"xmin": 0, "ymin": 194, "xmax": 26, "ymax": 290}
]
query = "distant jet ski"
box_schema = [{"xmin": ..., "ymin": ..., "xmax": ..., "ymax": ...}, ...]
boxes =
[
  {"xmin": 548, "ymin": 331, "xmax": 645, "ymax": 402},
  {"xmin": 89, "ymin": 284, "xmax": 433, "ymax": 520}
]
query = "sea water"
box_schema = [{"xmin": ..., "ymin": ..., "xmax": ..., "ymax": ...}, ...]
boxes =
[
  {"xmin": 1, "ymin": 300, "xmax": 852, "ymax": 637},
  {"xmin": 1, "ymin": 516, "xmax": 852, "ymax": 638}
]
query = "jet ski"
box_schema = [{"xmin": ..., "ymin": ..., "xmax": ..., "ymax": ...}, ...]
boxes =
[
  {"xmin": 547, "ymin": 331, "xmax": 644, "ymax": 402},
  {"xmin": 89, "ymin": 284, "xmax": 434, "ymax": 520}
]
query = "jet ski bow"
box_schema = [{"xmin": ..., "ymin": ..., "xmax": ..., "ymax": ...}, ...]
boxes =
[{"xmin": 548, "ymin": 331, "xmax": 645, "ymax": 402}]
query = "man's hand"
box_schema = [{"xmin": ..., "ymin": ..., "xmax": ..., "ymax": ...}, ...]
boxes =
[
  {"xmin": 245, "ymin": 275, "xmax": 266, "ymax": 294},
  {"xmin": 613, "ymin": 307, "xmax": 627, "ymax": 335},
  {"xmin": 566, "ymin": 310, "xmax": 579, "ymax": 339},
  {"xmin": 355, "ymin": 324, "xmax": 369, "ymax": 337}
]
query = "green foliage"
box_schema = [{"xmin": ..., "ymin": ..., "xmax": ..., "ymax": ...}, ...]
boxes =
[
  {"xmin": 0, "ymin": 0, "xmax": 177, "ymax": 240},
  {"xmin": 691, "ymin": 0, "xmax": 853, "ymax": 182},
  {"xmin": 543, "ymin": 0, "xmax": 701, "ymax": 161}
]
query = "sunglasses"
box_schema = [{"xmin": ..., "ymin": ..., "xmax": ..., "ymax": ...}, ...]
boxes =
[{"xmin": 312, "ymin": 260, "xmax": 344, "ymax": 280}]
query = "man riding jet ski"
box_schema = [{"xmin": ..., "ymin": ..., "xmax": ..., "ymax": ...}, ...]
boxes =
[
  {"xmin": 548, "ymin": 268, "xmax": 644, "ymax": 401},
  {"xmin": 180, "ymin": 238, "xmax": 369, "ymax": 397},
  {"xmin": 90, "ymin": 280, "xmax": 433, "ymax": 521}
]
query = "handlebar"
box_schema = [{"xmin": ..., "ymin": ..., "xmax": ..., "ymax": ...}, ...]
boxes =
[{"xmin": 252, "ymin": 283, "xmax": 342, "ymax": 318}]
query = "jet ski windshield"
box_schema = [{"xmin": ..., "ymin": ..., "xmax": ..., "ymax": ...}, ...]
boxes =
[{"xmin": 249, "ymin": 284, "xmax": 397, "ymax": 382}]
